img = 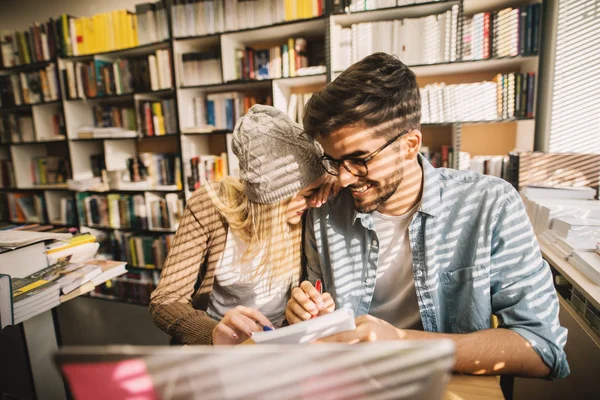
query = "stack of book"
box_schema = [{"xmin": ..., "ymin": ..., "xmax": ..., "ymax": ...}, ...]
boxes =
[
  {"xmin": 171, "ymin": 0, "xmax": 226, "ymax": 37},
  {"xmin": 234, "ymin": 37, "xmax": 322, "ymax": 80},
  {"xmin": 0, "ymin": 115, "xmax": 35, "ymax": 143},
  {"xmin": 420, "ymin": 72, "xmax": 536, "ymax": 123},
  {"xmin": 0, "ymin": 20, "xmax": 62, "ymax": 67},
  {"xmin": 5, "ymin": 193, "xmax": 47, "ymax": 224},
  {"xmin": 191, "ymin": 92, "xmax": 272, "ymax": 131},
  {"xmin": 0, "ymin": 160, "xmax": 15, "ymax": 187},
  {"xmin": 91, "ymin": 268, "xmax": 155, "ymax": 306},
  {"xmin": 530, "ymin": 191, "xmax": 600, "ymax": 287},
  {"xmin": 138, "ymin": 99, "xmax": 177, "ymax": 136},
  {"xmin": 171, "ymin": 0, "xmax": 323, "ymax": 37},
  {"xmin": 146, "ymin": 193, "xmax": 183, "ymax": 230},
  {"xmin": 117, "ymin": 233, "xmax": 174, "ymax": 269},
  {"xmin": 419, "ymin": 145, "xmax": 454, "ymax": 169},
  {"xmin": 188, "ymin": 153, "xmax": 229, "ymax": 190},
  {"xmin": 70, "ymin": 10, "xmax": 139, "ymax": 56},
  {"xmin": 522, "ymin": 186, "xmax": 600, "ymax": 235},
  {"xmin": 53, "ymin": 197, "xmax": 78, "ymax": 227},
  {"xmin": 77, "ymin": 192, "xmax": 148, "ymax": 230},
  {"xmin": 136, "ymin": 153, "xmax": 182, "ymax": 189},
  {"xmin": 458, "ymin": 154, "xmax": 508, "ymax": 178},
  {"xmin": 64, "ymin": 50, "xmax": 171, "ymax": 99},
  {"xmin": 0, "ymin": 65, "xmax": 61, "ymax": 107},
  {"xmin": 135, "ymin": 1, "xmax": 171, "ymax": 45},
  {"xmin": 91, "ymin": 105, "xmax": 137, "ymax": 131},
  {"xmin": 180, "ymin": 51, "xmax": 222, "ymax": 86},
  {"xmin": 0, "ymin": 230, "xmax": 72, "ymax": 328},
  {"xmin": 286, "ymin": 92, "xmax": 313, "ymax": 126},
  {"xmin": 30, "ymin": 156, "xmax": 71, "ymax": 185},
  {"xmin": 462, "ymin": 4, "xmax": 542, "ymax": 60},
  {"xmin": 332, "ymin": 5, "xmax": 460, "ymax": 71}
]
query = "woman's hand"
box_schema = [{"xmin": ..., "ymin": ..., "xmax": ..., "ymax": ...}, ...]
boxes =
[
  {"xmin": 212, "ymin": 306, "xmax": 274, "ymax": 345},
  {"xmin": 308, "ymin": 175, "xmax": 340, "ymax": 208}
]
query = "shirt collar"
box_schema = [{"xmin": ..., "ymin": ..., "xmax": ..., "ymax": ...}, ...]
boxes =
[{"xmin": 352, "ymin": 153, "xmax": 442, "ymax": 224}]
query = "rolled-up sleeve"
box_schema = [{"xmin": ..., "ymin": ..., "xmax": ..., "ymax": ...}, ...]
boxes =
[{"xmin": 490, "ymin": 186, "xmax": 570, "ymax": 379}]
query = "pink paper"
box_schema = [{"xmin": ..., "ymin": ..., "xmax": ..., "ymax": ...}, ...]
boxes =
[{"xmin": 61, "ymin": 359, "xmax": 158, "ymax": 400}]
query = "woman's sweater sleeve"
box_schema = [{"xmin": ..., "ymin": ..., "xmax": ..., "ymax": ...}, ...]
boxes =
[{"xmin": 149, "ymin": 186, "xmax": 220, "ymax": 345}]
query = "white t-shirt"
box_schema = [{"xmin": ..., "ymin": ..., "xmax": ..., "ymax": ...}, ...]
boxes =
[
  {"xmin": 207, "ymin": 229, "xmax": 292, "ymax": 328},
  {"xmin": 368, "ymin": 203, "xmax": 423, "ymax": 330}
]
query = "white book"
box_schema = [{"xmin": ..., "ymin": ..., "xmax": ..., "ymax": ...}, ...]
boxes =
[
  {"xmin": 287, "ymin": 94, "xmax": 298, "ymax": 121},
  {"xmin": 551, "ymin": 217, "xmax": 600, "ymax": 240},
  {"xmin": 569, "ymin": 251, "xmax": 600, "ymax": 286},
  {"xmin": 521, "ymin": 185, "xmax": 597, "ymax": 200},
  {"xmin": 148, "ymin": 54, "xmax": 159, "ymax": 91},
  {"xmin": 0, "ymin": 241, "xmax": 48, "ymax": 278},
  {"xmin": 252, "ymin": 308, "xmax": 356, "ymax": 344}
]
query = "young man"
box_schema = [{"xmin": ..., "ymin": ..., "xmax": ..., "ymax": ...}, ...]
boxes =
[{"xmin": 285, "ymin": 53, "xmax": 569, "ymax": 379}]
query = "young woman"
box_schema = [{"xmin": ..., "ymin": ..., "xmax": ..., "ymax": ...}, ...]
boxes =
[{"xmin": 150, "ymin": 105, "xmax": 335, "ymax": 345}]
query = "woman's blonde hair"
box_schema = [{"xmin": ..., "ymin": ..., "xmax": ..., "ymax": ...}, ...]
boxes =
[{"xmin": 206, "ymin": 177, "xmax": 302, "ymax": 289}]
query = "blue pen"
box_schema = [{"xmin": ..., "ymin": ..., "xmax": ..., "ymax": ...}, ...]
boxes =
[{"xmin": 257, "ymin": 322, "xmax": 274, "ymax": 331}]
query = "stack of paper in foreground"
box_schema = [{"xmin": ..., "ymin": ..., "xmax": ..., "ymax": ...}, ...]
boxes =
[{"xmin": 0, "ymin": 229, "xmax": 126, "ymax": 329}]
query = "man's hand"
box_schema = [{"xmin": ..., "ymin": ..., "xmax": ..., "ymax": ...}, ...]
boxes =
[
  {"xmin": 212, "ymin": 306, "xmax": 273, "ymax": 345},
  {"xmin": 286, "ymin": 281, "xmax": 335, "ymax": 324},
  {"xmin": 315, "ymin": 314, "xmax": 412, "ymax": 343}
]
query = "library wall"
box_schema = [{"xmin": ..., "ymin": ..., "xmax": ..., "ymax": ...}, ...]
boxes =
[{"xmin": 0, "ymin": 0, "xmax": 142, "ymax": 30}]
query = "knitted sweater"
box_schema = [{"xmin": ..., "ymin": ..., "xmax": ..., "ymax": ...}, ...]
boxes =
[{"xmin": 149, "ymin": 184, "xmax": 228, "ymax": 345}]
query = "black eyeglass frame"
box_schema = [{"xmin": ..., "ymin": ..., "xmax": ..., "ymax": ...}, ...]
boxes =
[{"xmin": 319, "ymin": 129, "xmax": 411, "ymax": 177}]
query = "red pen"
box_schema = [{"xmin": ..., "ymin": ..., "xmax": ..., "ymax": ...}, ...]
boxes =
[
  {"xmin": 315, "ymin": 279, "xmax": 322, "ymax": 294},
  {"xmin": 312, "ymin": 279, "xmax": 323, "ymax": 319}
]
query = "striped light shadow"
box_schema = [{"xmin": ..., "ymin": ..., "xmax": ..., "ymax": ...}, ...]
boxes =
[
  {"xmin": 517, "ymin": 152, "xmax": 600, "ymax": 194},
  {"xmin": 549, "ymin": 0, "xmax": 600, "ymax": 154}
]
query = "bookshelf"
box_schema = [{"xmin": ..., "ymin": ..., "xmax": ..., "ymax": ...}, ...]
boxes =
[{"xmin": 0, "ymin": 0, "xmax": 549, "ymax": 305}]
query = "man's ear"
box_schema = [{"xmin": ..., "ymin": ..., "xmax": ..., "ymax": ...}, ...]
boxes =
[{"xmin": 404, "ymin": 130, "xmax": 422, "ymax": 159}]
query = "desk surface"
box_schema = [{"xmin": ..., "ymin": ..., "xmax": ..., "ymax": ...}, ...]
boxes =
[{"xmin": 446, "ymin": 375, "xmax": 503, "ymax": 400}]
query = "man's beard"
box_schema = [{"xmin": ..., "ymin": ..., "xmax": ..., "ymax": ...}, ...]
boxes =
[{"xmin": 350, "ymin": 163, "xmax": 404, "ymax": 214}]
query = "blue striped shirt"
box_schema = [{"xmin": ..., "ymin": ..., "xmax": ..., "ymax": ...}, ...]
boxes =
[{"xmin": 305, "ymin": 155, "xmax": 569, "ymax": 379}]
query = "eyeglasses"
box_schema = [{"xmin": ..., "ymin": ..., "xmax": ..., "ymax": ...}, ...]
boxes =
[{"xmin": 320, "ymin": 130, "xmax": 410, "ymax": 177}]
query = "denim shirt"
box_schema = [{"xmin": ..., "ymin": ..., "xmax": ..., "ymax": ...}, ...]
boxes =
[{"xmin": 304, "ymin": 155, "xmax": 569, "ymax": 379}]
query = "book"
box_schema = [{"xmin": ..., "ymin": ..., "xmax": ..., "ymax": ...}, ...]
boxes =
[
  {"xmin": 251, "ymin": 308, "xmax": 356, "ymax": 345},
  {"xmin": 0, "ymin": 273, "xmax": 13, "ymax": 329},
  {"xmin": 521, "ymin": 185, "xmax": 597, "ymax": 200},
  {"xmin": 0, "ymin": 241, "xmax": 48, "ymax": 279},
  {"xmin": 0, "ymin": 229, "xmax": 71, "ymax": 248},
  {"xmin": 86, "ymin": 259, "xmax": 127, "ymax": 285},
  {"xmin": 569, "ymin": 251, "xmax": 600, "ymax": 286},
  {"xmin": 35, "ymin": 261, "xmax": 103, "ymax": 294}
]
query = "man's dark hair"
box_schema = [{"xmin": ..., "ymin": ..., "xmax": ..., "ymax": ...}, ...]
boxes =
[{"xmin": 303, "ymin": 52, "xmax": 421, "ymax": 140}]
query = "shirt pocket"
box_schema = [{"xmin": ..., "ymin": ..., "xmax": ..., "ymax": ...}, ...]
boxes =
[{"xmin": 439, "ymin": 264, "xmax": 492, "ymax": 333}]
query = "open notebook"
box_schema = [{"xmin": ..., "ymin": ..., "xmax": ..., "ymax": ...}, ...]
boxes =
[
  {"xmin": 252, "ymin": 308, "xmax": 356, "ymax": 344},
  {"xmin": 55, "ymin": 340, "xmax": 455, "ymax": 400}
]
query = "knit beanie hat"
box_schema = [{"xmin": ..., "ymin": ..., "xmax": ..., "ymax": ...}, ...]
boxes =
[{"xmin": 232, "ymin": 104, "xmax": 325, "ymax": 204}]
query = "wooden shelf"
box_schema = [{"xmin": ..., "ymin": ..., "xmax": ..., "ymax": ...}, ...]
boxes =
[
  {"xmin": 17, "ymin": 184, "xmax": 70, "ymax": 190},
  {"xmin": 335, "ymin": 56, "xmax": 538, "ymax": 79},
  {"xmin": 84, "ymin": 224, "xmax": 177, "ymax": 234},
  {"xmin": 62, "ymin": 40, "xmax": 171, "ymax": 61},
  {"xmin": 0, "ymin": 59, "xmax": 57, "ymax": 73},
  {"xmin": 175, "ymin": 16, "xmax": 326, "ymax": 42},
  {"xmin": 0, "ymin": 100, "xmax": 63, "ymax": 112},
  {"xmin": 332, "ymin": 1, "xmax": 458, "ymax": 26},
  {"xmin": 4, "ymin": 139, "xmax": 68, "ymax": 146},
  {"xmin": 180, "ymin": 79, "xmax": 272, "ymax": 92},
  {"xmin": 181, "ymin": 129, "xmax": 232, "ymax": 136}
]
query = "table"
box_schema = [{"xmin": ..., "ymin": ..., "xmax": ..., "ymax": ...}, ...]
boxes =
[{"xmin": 446, "ymin": 375, "xmax": 503, "ymax": 400}]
